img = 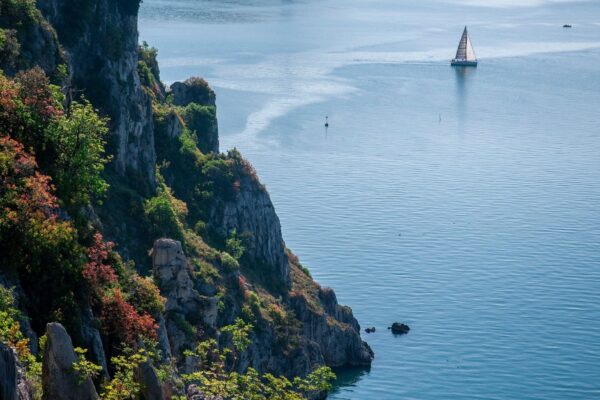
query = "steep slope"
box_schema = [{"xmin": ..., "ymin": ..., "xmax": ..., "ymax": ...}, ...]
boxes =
[
  {"xmin": 38, "ymin": 0, "xmax": 156, "ymax": 186},
  {"xmin": 1, "ymin": 0, "xmax": 374, "ymax": 398}
]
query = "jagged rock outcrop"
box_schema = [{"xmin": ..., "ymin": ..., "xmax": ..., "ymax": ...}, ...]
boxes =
[
  {"xmin": 209, "ymin": 171, "xmax": 291, "ymax": 287},
  {"xmin": 152, "ymin": 239, "xmax": 202, "ymax": 317},
  {"xmin": 151, "ymin": 239, "xmax": 217, "ymax": 358},
  {"xmin": 171, "ymin": 77, "xmax": 215, "ymax": 107},
  {"xmin": 134, "ymin": 359, "xmax": 165, "ymax": 400},
  {"xmin": 290, "ymin": 287, "xmax": 374, "ymax": 367},
  {"xmin": 38, "ymin": 0, "xmax": 156, "ymax": 187},
  {"xmin": 169, "ymin": 77, "xmax": 219, "ymax": 153},
  {"xmin": 79, "ymin": 307, "xmax": 109, "ymax": 379},
  {"xmin": 42, "ymin": 323, "xmax": 99, "ymax": 400}
]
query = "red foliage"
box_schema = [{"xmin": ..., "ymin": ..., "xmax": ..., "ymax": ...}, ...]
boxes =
[
  {"xmin": 16, "ymin": 68, "xmax": 63, "ymax": 122},
  {"xmin": 83, "ymin": 233, "xmax": 117, "ymax": 294},
  {"xmin": 238, "ymin": 274, "xmax": 247, "ymax": 288},
  {"xmin": 0, "ymin": 136, "xmax": 61, "ymax": 225},
  {"xmin": 0, "ymin": 69, "xmax": 62, "ymax": 143},
  {"xmin": 100, "ymin": 288, "xmax": 158, "ymax": 345},
  {"xmin": 238, "ymin": 274, "xmax": 250, "ymax": 300}
]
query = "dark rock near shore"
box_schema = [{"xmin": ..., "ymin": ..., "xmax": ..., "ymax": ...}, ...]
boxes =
[
  {"xmin": 389, "ymin": 322, "xmax": 410, "ymax": 335},
  {"xmin": 365, "ymin": 327, "xmax": 376, "ymax": 334}
]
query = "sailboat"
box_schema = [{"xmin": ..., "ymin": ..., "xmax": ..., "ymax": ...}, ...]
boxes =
[{"xmin": 451, "ymin": 26, "xmax": 478, "ymax": 67}]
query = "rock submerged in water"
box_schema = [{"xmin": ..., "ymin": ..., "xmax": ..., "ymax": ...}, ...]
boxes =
[
  {"xmin": 389, "ymin": 322, "xmax": 410, "ymax": 335},
  {"xmin": 365, "ymin": 327, "xmax": 376, "ymax": 334}
]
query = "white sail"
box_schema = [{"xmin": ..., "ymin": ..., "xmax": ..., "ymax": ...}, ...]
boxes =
[{"xmin": 454, "ymin": 26, "xmax": 476, "ymax": 61}]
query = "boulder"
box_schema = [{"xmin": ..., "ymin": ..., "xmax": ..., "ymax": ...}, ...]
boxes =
[
  {"xmin": 42, "ymin": 323, "xmax": 99, "ymax": 400},
  {"xmin": 390, "ymin": 322, "xmax": 410, "ymax": 335},
  {"xmin": 152, "ymin": 239, "xmax": 202, "ymax": 318}
]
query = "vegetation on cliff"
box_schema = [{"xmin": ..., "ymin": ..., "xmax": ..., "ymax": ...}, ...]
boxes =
[{"xmin": 0, "ymin": 0, "xmax": 372, "ymax": 398}]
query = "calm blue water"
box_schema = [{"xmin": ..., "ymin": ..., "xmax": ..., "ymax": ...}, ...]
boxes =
[{"xmin": 139, "ymin": 1, "xmax": 600, "ymax": 398}]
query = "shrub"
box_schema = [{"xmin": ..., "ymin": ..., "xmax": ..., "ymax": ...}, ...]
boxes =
[
  {"xmin": 83, "ymin": 233, "xmax": 118, "ymax": 297},
  {"xmin": 225, "ymin": 229, "xmax": 245, "ymax": 260},
  {"xmin": 71, "ymin": 347, "xmax": 102, "ymax": 383},
  {"xmin": 220, "ymin": 252, "xmax": 239, "ymax": 271},
  {"xmin": 182, "ymin": 319, "xmax": 335, "ymax": 399},
  {"xmin": 0, "ymin": 69, "xmax": 63, "ymax": 152},
  {"xmin": 101, "ymin": 348, "xmax": 149, "ymax": 400},
  {"xmin": 100, "ymin": 288, "xmax": 157, "ymax": 346},
  {"xmin": 143, "ymin": 177, "xmax": 186, "ymax": 243},
  {"xmin": 124, "ymin": 275, "xmax": 165, "ymax": 316}
]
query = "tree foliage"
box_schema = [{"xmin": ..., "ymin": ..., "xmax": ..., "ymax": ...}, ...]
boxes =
[
  {"xmin": 46, "ymin": 100, "xmax": 110, "ymax": 211},
  {"xmin": 0, "ymin": 135, "xmax": 84, "ymax": 330},
  {"xmin": 182, "ymin": 319, "xmax": 336, "ymax": 399}
]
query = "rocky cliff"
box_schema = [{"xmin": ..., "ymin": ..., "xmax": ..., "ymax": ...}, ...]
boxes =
[
  {"xmin": 38, "ymin": 0, "xmax": 156, "ymax": 186},
  {"xmin": 0, "ymin": 0, "xmax": 373, "ymax": 398}
]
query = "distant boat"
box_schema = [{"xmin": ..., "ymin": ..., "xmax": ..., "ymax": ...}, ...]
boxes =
[
  {"xmin": 563, "ymin": 24, "xmax": 572, "ymax": 28},
  {"xmin": 451, "ymin": 26, "xmax": 478, "ymax": 67}
]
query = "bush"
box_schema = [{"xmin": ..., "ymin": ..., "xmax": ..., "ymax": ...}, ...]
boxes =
[
  {"xmin": 144, "ymin": 183, "xmax": 187, "ymax": 242},
  {"xmin": 100, "ymin": 288, "xmax": 158, "ymax": 346},
  {"xmin": 83, "ymin": 233, "xmax": 118, "ymax": 297},
  {"xmin": 220, "ymin": 252, "xmax": 239, "ymax": 271},
  {"xmin": 71, "ymin": 347, "xmax": 102, "ymax": 383},
  {"xmin": 101, "ymin": 348, "xmax": 149, "ymax": 400},
  {"xmin": 225, "ymin": 229, "xmax": 245, "ymax": 260},
  {"xmin": 124, "ymin": 275, "xmax": 165, "ymax": 316}
]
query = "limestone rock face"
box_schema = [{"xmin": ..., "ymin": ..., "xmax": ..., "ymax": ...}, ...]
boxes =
[
  {"xmin": 170, "ymin": 78, "xmax": 215, "ymax": 107},
  {"xmin": 290, "ymin": 288, "xmax": 374, "ymax": 368},
  {"xmin": 152, "ymin": 239, "xmax": 202, "ymax": 317},
  {"xmin": 156, "ymin": 314, "xmax": 173, "ymax": 362},
  {"xmin": 39, "ymin": 0, "xmax": 156, "ymax": 187},
  {"xmin": 151, "ymin": 239, "xmax": 216, "ymax": 358},
  {"xmin": 209, "ymin": 171, "xmax": 290, "ymax": 287},
  {"xmin": 42, "ymin": 323, "xmax": 99, "ymax": 400}
]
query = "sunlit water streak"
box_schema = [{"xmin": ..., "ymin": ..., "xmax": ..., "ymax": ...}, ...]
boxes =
[{"xmin": 140, "ymin": 0, "xmax": 600, "ymax": 398}]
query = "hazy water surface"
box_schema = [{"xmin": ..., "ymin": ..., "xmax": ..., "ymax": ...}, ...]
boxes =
[{"xmin": 140, "ymin": 1, "xmax": 600, "ymax": 398}]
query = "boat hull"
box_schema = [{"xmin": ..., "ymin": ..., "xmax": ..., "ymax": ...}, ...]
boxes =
[{"xmin": 451, "ymin": 59, "xmax": 478, "ymax": 67}]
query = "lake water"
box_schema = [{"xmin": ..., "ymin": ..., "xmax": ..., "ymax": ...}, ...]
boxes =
[{"xmin": 139, "ymin": 1, "xmax": 600, "ymax": 398}]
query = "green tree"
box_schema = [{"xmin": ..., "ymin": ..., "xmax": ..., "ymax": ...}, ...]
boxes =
[{"xmin": 46, "ymin": 100, "xmax": 110, "ymax": 212}]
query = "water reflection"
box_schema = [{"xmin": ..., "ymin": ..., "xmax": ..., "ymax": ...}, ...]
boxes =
[
  {"xmin": 454, "ymin": 66, "xmax": 476, "ymax": 127},
  {"xmin": 329, "ymin": 366, "xmax": 371, "ymax": 396}
]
